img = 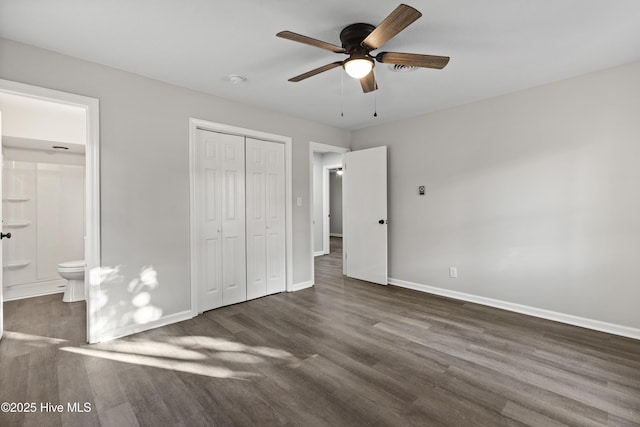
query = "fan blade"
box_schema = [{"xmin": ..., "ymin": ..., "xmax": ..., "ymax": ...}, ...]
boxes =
[
  {"xmin": 277, "ymin": 31, "xmax": 346, "ymax": 53},
  {"xmin": 360, "ymin": 71, "xmax": 378, "ymax": 93},
  {"xmin": 362, "ymin": 4, "xmax": 422, "ymax": 50},
  {"xmin": 288, "ymin": 61, "xmax": 343, "ymax": 82},
  {"xmin": 376, "ymin": 52, "xmax": 450, "ymax": 69}
]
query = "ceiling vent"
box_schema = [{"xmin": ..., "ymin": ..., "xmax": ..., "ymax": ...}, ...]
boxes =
[{"xmin": 390, "ymin": 64, "xmax": 418, "ymax": 73}]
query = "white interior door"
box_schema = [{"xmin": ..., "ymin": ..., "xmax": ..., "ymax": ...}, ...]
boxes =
[
  {"xmin": 343, "ymin": 146, "xmax": 388, "ymax": 285},
  {"xmin": 246, "ymin": 138, "xmax": 285, "ymax": 299},
  {"xmin": 0, "ymin": 111, "xmax": 3, "ymax": 339},
  {"xmin": 195, "ymin": 129, "xmax": 246, "ymax": 311}
]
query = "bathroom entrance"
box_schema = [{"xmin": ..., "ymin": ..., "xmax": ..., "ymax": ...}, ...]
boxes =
[{"xmin": 0, "ymin": 79, "xmax": 100, "ymax": 343}]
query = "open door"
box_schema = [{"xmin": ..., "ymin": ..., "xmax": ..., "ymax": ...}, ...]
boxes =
[
  {"xmin": 0, "ymin": 111, "xmax": 3, "ymax": 339},
  {"xmin": 343, "ymin": 146, "xmax": 388, "ymax": 285}
]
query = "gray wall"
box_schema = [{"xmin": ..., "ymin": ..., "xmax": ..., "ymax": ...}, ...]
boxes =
[
  {"xmin": 352, "ymin": 61, "xmax": 640, "ymax": 330},
  {"xmin": 329, "ymin": 171, "xmax": 342, "ymax": 235},
  {"xmin": 0, "ymin": 38, "xmax": 350, "ymax": 338}
]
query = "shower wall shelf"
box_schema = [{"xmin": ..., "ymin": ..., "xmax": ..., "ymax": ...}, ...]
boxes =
[
  {"xmin": 2, "ymin": 196, "xmax": 30, "ymax": 202},
  {"xmin": 4, "ymin": 221, "xmax": 31, "ymax": 228},
  {"xmin": 3, "ymin": 260, "xmax": 31, "ymax": 270}
]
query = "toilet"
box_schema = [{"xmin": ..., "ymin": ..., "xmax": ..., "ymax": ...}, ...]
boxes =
[{"xmin": 58, "ymin": 260, "xmax": 85, "ymax": 302}]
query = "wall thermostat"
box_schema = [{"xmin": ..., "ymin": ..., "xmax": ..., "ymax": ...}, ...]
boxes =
[{"xmin": 418, "ymin": 186, "xmax": 426, "ymax": 195}]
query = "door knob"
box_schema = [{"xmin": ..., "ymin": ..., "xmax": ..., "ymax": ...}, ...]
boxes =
[
  {"xmin": 1, "ymin": 232, "xmax": 11, "ymax": 239},
  {"xmin": 378, "ymin": 219, "xmax": 385, "ymax": 225}
]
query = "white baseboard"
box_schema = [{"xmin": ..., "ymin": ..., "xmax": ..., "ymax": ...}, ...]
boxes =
[
  {"xmin": 290, "ymin": 280, "xmax": 313, "ymax": 292},
  {"xmin": 329, "ymin": 233, "xmax": 343, "ymax": 237},
  {"xmin": 314, "ymin": 251, "xmax": 324, "ymax": 257},
  {"xmin": 388, "ymin": 278, "xmax": 640, "ymax": 341},
  {"xmin": 95, "ymin": 309, "xmax": 195, "ymax": 343},
  {"xmin": 4, "ymin": 279, "xmax": 66, "ymax": 301}
]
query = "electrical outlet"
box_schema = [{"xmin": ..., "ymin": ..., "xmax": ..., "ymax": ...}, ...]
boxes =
[{"xmin": 449, "ymin": 267, "xmax": 458, "ymax": 278}]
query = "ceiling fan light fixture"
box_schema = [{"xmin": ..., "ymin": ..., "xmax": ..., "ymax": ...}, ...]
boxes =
[{"xmin": 343, "ymin": 56, "xmax": 374, "ymax": 79}]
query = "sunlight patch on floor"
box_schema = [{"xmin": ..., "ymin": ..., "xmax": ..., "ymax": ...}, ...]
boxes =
[
  {"xmin": 60, "ymin": 345, "xmax": 257, "ymax": 379},
  {"xmin": 3, "ymin": 331, "xmax": 68, "ymax": 346},
  {"xmin": 59, "ymin": 334, "xmax": 298, "ymax": 380}
]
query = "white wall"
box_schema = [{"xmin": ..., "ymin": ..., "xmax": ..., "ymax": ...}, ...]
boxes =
[
  {"xmin": 322, "ymin": 153, "xmax": 342, "ymax": 167},
  {"xmin": 352, "ymin": 61, "xmax": 640, "ymax": 331},
  {"xmin": 0, "ymin": 92, "xmax": 86, "ymax": 144},
  {"xmin": 0, "ymin": 38, "xmax": 350, "ymax": 339}
]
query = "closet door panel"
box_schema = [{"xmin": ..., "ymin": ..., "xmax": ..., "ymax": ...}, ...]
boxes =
[
  {"xmin": 265, "ymin": 141, "xmax": 286, "ymax": 295},
  {"xmin": 197, "ymin": 130, "xmax": 224, "ymax": 311},
  {"xmin": 221, "ymin": 138, "xmax": 246, "ymax": 306},
  {"xmin": 245, "ymin": 140, "xmax": 267, "ymax": 300}
]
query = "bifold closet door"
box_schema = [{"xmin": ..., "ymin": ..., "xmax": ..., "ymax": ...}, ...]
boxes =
[
  {"xmin": 195, "ymin": 129, "xmax": 246, "ymax": 312},
  {"xmin": 246, "ymin": 138, "xmax": 286, "ymax": 300}
]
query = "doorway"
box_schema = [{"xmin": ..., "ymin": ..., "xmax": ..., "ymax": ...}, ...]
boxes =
[
  {"xmin": 309, "ymin": 142, "xmax": 348, "ymax": 283},
  {"xmin": 0, "ymin": 79, "xmax": 100, "ymax": 343}
]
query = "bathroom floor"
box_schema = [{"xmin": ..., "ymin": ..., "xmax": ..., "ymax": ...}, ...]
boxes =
[{"xmin": 1, "ymin": 294, "xmax": 86, "ymax": 356}]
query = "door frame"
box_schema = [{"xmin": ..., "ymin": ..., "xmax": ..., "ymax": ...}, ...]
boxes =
[
  {"xmin": 0, "ymin": 79, "xmax": 101, "ymax": 343},
  {"xmin": 188, "ymin": 118, "xmax": 292, "ymax": 315},
  {"xmin": 309, "ymin": 142, "xmax": 349, "ymax": 284}
]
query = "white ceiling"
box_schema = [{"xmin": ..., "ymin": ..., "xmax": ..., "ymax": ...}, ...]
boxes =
[{"xmin": 1, "ymin": 0, "xmax": 639, "ymax": 130}]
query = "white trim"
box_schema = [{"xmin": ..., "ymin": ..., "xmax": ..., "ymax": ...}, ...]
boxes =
[
  {"xmin": 330, "ymin": 233, "xmax": 343, "ymax": 237},
  {"xmin": 3, "ymin": 279, "xmax": 66, "ymax": 301},
  {"xmin": 285, "ymin": 136, "xmax": 293, "ymax": 295},
  {"xmin": 388, "ymin": 278, "xmax": 640, "ymax": 341},
  {"xmin": 94, "ymin": 309, "xmax": 194, "ymax": 343},
  {"xmin": 188, "ymin": 118, "xmax": 293, "ymax": 315},
  {"xmin": 290, "ymin": 281, "xmax": 313, "ymax": 292},
  {"xmin": 314, "ymin": 251, "xmax": 325, "ymax": 257},
  {"xmin": 188, "ymin": 122, "xmax": 199, "ymax": 317},
  {"xmin": 0, "ymin": 79, "xmax": 101, "ymax": 344},
  {"xmin": 309, "ymin": 142, "xmax": 349, "ymax": 286}
]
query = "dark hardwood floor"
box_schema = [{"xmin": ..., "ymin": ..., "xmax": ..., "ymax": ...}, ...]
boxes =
[{"xmin": 1, "ymin": 237, "xmax": 640, "ymax": 426}]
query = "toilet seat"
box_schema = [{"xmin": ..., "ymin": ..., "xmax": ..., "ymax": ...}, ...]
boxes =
[{"xmin": 58, "ymin": 260, "xmax": 85, "ymax": 272}]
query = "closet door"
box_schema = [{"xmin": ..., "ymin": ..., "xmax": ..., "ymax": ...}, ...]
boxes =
[
  {"xmin": 195, "ymin": 130, "xmax": 246, "ymax": 311},
  {"xmin": 246, "ymin": 139, "xmax": 285, "ymax": 300}
]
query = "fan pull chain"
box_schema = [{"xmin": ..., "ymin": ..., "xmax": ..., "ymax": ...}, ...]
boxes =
[
  {"xmin": 374, "ymin": 92, "xmax": 378, "ymax": 117},
  {"xmin": 340, "ymin": 70, "xmax": 344, "ymax": 117}
]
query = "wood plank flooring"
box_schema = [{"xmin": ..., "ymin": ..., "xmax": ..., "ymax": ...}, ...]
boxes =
[{"xmin": 1, "ymin": 237, "xmax": 639, "ymax": 426}]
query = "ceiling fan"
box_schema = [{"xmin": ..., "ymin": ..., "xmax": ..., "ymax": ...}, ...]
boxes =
[{"xmin": 276, "ymin": 3, "xmax": 450, "ymax": 93}]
